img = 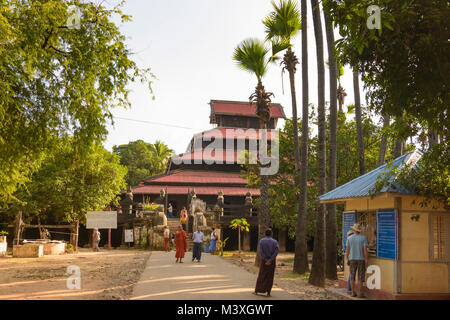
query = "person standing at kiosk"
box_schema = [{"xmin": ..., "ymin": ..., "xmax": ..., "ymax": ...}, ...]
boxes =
[{"xmin": 345, "ymin": 223, "xmax": 369, "ymax": 298}]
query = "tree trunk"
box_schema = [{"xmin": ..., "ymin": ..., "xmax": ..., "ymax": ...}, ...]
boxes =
[
  {"xmin": 377, "ymin": 114, "xmax": 390, "ymax": 166},
  {"xmin": 255, "ymin": 174, "xmax": 271, "ymax": 266},
  {"xmin": 293, "ymin": 0, "xmax": 309, "ymax": 274},
  {"xmin": 394, "ymin": 139, "xmax": 403, "ymax": 158},
  {"xmin": 255, "ymin": 121, "xmax": 271, "ymax": 266},
  {"xmin": 14, "ymin": 211, "xmax": 23, "ymax": 245},
  {"xmin": 324, "ymin": 11, "xmax": 337, "ymax": 280},
  {"xmin": 238, "ymin": 229, "xmax": 241, "ymax": 253},
  {"xmin": 353, "ymin": 71, "xmax": 365, "ymax": 175},
  {"xmin": 428, "ymin": 130, "xmax": 439, "ymax": 146},
  {"xmin": 73, "ymin": 220, "xmax": 80, "ymax": 252},
  {"xmin": 309, "ymin": 0, "xmax": 326, "ymax": 287},
  {"xmin": 287, "ymin": 48, "xmax": 301, "ymax": 173},
  {"xmin": 37, "ymin": 215, "xmax": 43, "ymax": 240}
]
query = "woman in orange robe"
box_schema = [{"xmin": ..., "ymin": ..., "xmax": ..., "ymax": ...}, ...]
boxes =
[{"xmin": 175, "ymin": 225, "xmax": 188, "ymax": 263}]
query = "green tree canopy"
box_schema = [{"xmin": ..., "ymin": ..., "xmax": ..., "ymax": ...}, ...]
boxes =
[
  {"xmin": 0, "ymin": 0, "xmax": 154, "ymax": 203},
  {"xmin": 113, "ymin": 139, "xmax": 174, "ymax": 187},
  {"xmin": 325, "ymin": 0, "xmax": 448, "ymax": 136},
  {"xmin": 8, "ymin": 140, "xmax": 127, "ymax": 226}
]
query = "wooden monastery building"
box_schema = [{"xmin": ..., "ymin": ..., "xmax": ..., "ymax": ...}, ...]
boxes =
[{"xmin": 130, "ymin": 99, "xmax": 291, "ymax": 251}]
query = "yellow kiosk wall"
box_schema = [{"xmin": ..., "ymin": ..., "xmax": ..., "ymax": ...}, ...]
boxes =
[{"xmin": 344, "ymin": 195, "xmax": 449, "ymax": 295}]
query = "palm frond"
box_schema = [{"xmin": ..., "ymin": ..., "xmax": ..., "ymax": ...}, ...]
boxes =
[
  {"xmin": 263, "ymin": 0, "xmax": 301, "ymax": 42},
  {"xmin": 270, "ymin": 38, "xmax": 292, "ymax": 62},
  {"xmin": 233, "ymin": 38, "xmax": 270, "ymax": 81}
]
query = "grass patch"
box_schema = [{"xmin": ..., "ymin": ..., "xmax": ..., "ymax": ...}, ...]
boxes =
[
  {"xmin": 219, "ymin": 251, "xmax": 234, "ymax": 258},
  {"xmin": 280, "ymin": 257, "xmax": 295, "ymax": 263},
  {"xmin": 279, "ymin": 272, "xmax": 310, "ymax": 280}
]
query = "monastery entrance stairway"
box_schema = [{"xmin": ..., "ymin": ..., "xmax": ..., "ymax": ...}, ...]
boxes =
[{"xmin": 167, "ymin": 218, "xmax": 193, "ymax": 251}]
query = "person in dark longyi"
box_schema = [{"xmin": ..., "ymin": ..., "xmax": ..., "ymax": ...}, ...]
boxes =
[{"xmin": 254, "ymin": 229, "xmax": 278, "ymax": 297}]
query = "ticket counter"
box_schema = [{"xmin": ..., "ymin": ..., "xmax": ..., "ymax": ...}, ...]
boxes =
[{"xmin": 339, "ymin": 195, "xmax": 449, "ymax": 299}]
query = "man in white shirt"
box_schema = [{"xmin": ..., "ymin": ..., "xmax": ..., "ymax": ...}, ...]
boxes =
[
  {"xmin": 163, "ymin": 226, "xmax": 170, "ymax": 252},
  {"xmin": 192, "ymin": 226, "xmax": 204, "ymax": 262},
  {"xmin": 93, "ymin": 228, "xmax": 100, "ymax": 252}
]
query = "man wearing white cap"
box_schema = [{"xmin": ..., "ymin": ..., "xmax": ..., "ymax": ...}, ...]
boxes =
[{"xmin": 345, "ymin": 223, "xmax": 368, "ymax": 298}]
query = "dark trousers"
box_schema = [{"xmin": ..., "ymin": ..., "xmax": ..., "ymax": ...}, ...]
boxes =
[{"xmin": 192, "ymin": 242, "xmax": 202, "ymax": 261}]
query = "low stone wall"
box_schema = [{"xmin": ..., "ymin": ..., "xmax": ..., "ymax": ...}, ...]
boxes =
[
  {"xmin": 43, "ymin": 242, "xmax": 66, "ymax": 255},
  {"xmin": 147, "ymin": 229, "xmax": 165, "ymax": 250},
  {"xmin": 13, "ymin": 244, "xmax": 44, "ymax": 258}
]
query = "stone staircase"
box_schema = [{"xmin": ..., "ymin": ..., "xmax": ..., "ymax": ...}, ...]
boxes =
[{"xmin": 167, "ymin": 218, "xmax": 193, "ymax": 251}]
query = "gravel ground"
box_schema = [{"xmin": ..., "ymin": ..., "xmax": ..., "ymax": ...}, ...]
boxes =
[{"xmin": 0, "ymin": 248, "xmax": 151, "ymax": 300}]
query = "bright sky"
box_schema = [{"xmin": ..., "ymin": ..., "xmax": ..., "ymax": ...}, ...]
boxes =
[{"xmin": 103, "ymin": 0, "xmax": 366, "ymax": 155}]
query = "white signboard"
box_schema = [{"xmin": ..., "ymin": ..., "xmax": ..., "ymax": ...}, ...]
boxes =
[
  {"xmin": 124, "ymin": 229, "xmax": 134, "ymax": 243},
  {"xmin": 0, "ymin": 242, "xmax": 6, "ymax": 256},
  {"xmin": 86, "ymin": 211, "xmax": 117, "ymax": 229}
]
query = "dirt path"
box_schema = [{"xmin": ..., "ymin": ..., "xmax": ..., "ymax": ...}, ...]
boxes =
[
  {"xmin": 131, "ymin": 251, "xmax": 297, "ymax": 300},
  {"xmin": 223, "ymin": 251, "xmax": 345, "ymax": 300},
  {"xmin": 0, "ymin": 248, "xmax": 150, "ymax": 300}
]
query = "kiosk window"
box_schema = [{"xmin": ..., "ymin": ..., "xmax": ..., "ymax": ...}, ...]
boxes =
[
  {"xmin": 357, "ymin": 211, "xmax": 377, "ymax": 255},
  {"xmin": 432, "ymin": 215, "xmax": 446, "ymax": 260}
]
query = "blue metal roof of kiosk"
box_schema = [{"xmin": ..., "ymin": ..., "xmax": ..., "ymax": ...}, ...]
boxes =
[{"xmin": 318, "ymin": 150, "xmax": 422, "ymax": 201}]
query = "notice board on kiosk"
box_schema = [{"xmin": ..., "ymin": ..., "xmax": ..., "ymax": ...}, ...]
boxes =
[
  {"xmin": 376, "ymin": 209, "xmax": 398, "ymax": 260},
  {"xmin": 343, "ymin": 211, "xmax": 356, "ymax": 252}
]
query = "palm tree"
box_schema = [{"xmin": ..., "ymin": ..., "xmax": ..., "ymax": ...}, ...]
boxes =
[
  {"xmin": 262, "ymin": 0, "xmax": 308, "ymax": 274},
  {"xmin": 336, "ymin": 62, "xmax": 346, "ymax": 113},
  {"xmin": 263, "ymin": 0, "xmax": 301, "ymax": 170},
  {"xmin": 293, "ymin": 0, "xmax": 310, "ymax": 274},
  {"xmin": 309, "ymin": 0, "xmax": 326, "ymax": 288},
  {"xmin": 324, "ymin": 10, "xmax": 337, "ymax": 280},
  {"xmin": 230, "ymin": 218, "xmax": 250, "ymax": 253},
  {"xmin": 377, "ymin": 114, "xmax": 390, "ymax": 166},
  {"xmin": 233, "ymin": 38, "xmax": 276, "ymax": 266},
  {"xmin": 149, "ymin": 140, "xmax": 174, "ymax": 173},
  {"xmin": 353, "ymin": 71, "xmax": 365, "ymax": 175}
]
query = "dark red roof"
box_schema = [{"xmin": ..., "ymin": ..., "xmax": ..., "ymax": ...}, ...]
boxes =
[
  {"xmin": 171, "ymin": 150, "xmax": 258, "ymax": 164},
  {"xmin": 198, "ymin": 128, "xmax": 277, "ymax": 140},
  {"xmin": 143, "ymin": 170, "xmax": 247, "ymax": 184},
  {"xmin": 132, "ymin": 185, "xmax": 259, "ymax": 196},
  {"xmin": 134, "ymin": 170, "xmax": 257, "ymax": 196},
  {"xmin": 210, "ymin": 100, "xmax": 285, "ymax": 118}
]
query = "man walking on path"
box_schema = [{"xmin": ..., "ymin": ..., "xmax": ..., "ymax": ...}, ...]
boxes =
[
  {"xmin": 345, "ymin": 223, "xmax": 369, "ymax": 298},
  {"xmin": 192, "ymin": 226, "xmax": 204, "ymax": 262},
  {"xmin": 93, "ymin": 228, "xmax": 101, "ymax": 252},
  {"xmin": 163, "ymin": 226, "xmax": 170, "ymax": 252},
  {"xmin": 254, "ymin": 229, "xmax": 278, "ymax": 297}
]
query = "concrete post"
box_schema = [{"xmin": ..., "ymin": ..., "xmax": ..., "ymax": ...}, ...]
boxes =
[
  {"xmin": 243, "ymin": 230, "xmax": 251, "ymax": 251},
  {"xmin": 278, "ymin": 228, "xmax": 287, "ymax": 252}
]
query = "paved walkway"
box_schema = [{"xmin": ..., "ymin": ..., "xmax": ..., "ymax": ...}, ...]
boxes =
[{"xmin": 131, "ymin": 251, "xmax": 297, "ymax": 300}]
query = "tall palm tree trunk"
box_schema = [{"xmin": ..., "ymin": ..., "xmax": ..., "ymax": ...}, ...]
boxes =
[
  {"xmin": 353, "ymin": 71, "xmax": 365, "ymax": 175},
  {"xmin": 393, "ymin": 114, "xmax": 406, "ymax": 158},
  {"xmin": 394, "ymin": 139, "xmax": 403, "ymax": 158},
  {"xmin": 377, "ymin": 114, "xmax": 390, "ymax": 166},
  {"xmin": 309, "ymin": 0, "xmax": 326, "ymax": 287},
  {"xmin": 255, "ymin": 120, "xmax": 272, "ymax": 266},
  {"xmin": 293, "ymin": 0, "xmax": 309, "ymax": 274},
  {"xmin": 428, "ymin": 130, "xmax": 439, "ymax": 146},
  {"xmin": 324, "ymin": 11, "xmax": 337, "ymax": 280},
  {"xmin": 286, "ymin": 48, "xmax": 301, "ymax": 173}
]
